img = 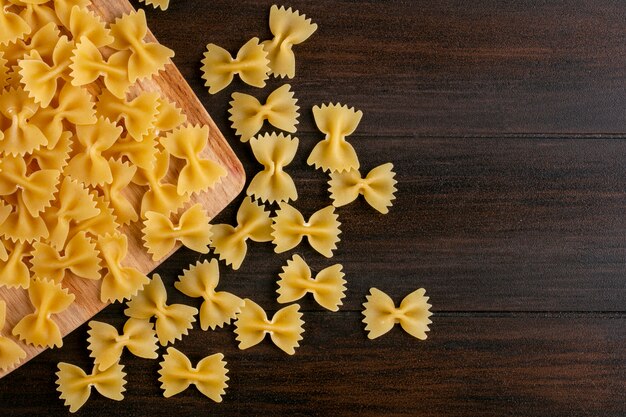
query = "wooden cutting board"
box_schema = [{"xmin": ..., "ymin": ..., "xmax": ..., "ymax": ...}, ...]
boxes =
[{"xmin": 0, "ymin": 0, "xmax": 245, "ymax": 378}]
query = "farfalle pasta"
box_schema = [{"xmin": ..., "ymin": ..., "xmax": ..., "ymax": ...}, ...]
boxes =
[
  {"xmin": 56, "ymin": 362, "xmax": 126, "ymax": 413},
  {"xmin": 96, "ymin": 89, "xmax": 160, "ymax": 141},
  {"xmin": 0, "ymin": 0, "xmax": 30, "ymax": 45},
  {"xmin": 307, "ymin": 103, "xmax": 363, "ymax": 173},
  {"xmin": 160, "ymin": 125, "xmax": 226, "ymax": 195},
  {"xmin": 234, "ymin": 299, "xmax": 304, "ymax": 355},
  {"xmin": 70, "ymin": 193, "xmax": 118, "ymax": 239},
  {"xmin": 29, "ymin": 130, "xmax": 72, "ymax": 171},
  {"xmin": 1, "ymin": 21, "xmax": 59, "ymax": 64},
  {"xmin": 87, "ymin": 318, "xmax": 158, "ymax": 371},
  {"xmin": 175, "ymin": 259, "xmax": 244, "ymax": 331},
  {"xmin": 0, "ymin": 193, "xmax": 49, "ymax": 242},
  {"xmin": 31, "ymin": 231, "xmax": 100, "ymax": 282},
  {"xmin": 0, "ymin": 86, "xmax": 48, "ymax": 156},
  {"xmin": 142, "ymin": 203, "xmax": 213, "ymax": 261},
  {"xmin": 0, "ymin": 240, "xmax": 30, "ymax": 288},
  {"xmin": 153, "ymin": 96, "xmax": 186, "ymax": 132},
  {"xmin": 328, "ymin": 163, "xmax": 398, "ymax": 214},
  {"xmin": 158, "ymin": 347, "xmax": 229, "ymax": 402},
  {"xmin": 210, "ymin": 197, "xmax": 273, "ymax": 270},
  {"xmin": 139, "ymin": 0, "xmax": 170, "ymax": 11},
  {"xmin": 68, "ymin": 5, "xmax": 113, "ymax": 48},
  {"xmin": 0, "ymin": 299, "xmax": 26, "ymax": 371},
  {"xmin": 262, "ymin": 5, "xmax": 318, "ymax": 78},
  {"xmin": 362, "ymin": 288, "xmax": 433, "ymax": 340},
  {"xmin": 125, "ymin": 274, "xmax": 198, "ymax": 346},
  {"xmin": 271, "ymin": 203, "xmax": 341, "ymax": 258},
  {"xmin": 99, "ymin": 159, "xmax": 138, "ymax": 225},
  {"xmin": 12, "ymin": 277, "xmax": 75, "ymax": 348},
  {"xmin": 229, "ymin": 84, "xmax": 299, "ymax": 142},
  {"xmin": 19, "ymin": 2, "xmax": 60, "ymax": 33},
  {"xmin": 201, "ymin": 37, "xmax": 270, "ymax": 94},
  {"xmin": 247, "ymin": 132, "xmax": 299, "ymax": 203},
  {"xmin": 54, "ymin": 0, "xmax": 91, "ymax": 28},
  {"xmin": 106, "ymin": 132, "xmax": 157, "ymax": 170},
  {"xmin": 277, "ymin": 255, "xmax": 346, "ymax": 312}
]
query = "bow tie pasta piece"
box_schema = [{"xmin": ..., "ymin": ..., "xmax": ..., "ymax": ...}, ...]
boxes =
[
  {"xmin": 262, "ymin": 5, "xmax": 317, "ymax": 79},
  {"xmin": 53, "ymin": 0, "xmax": 91, "ymax": 28},
  {"xmin": 0, "ymin": 21, "xmax": 60, "ymax": 65},
  {"xmin": 56, "ymin": 362, "xmax": 126, "ymax": 413},
  {"xmin": 0, "ymin": 86, "xmax": 48, "ymax": 155},
  {"xmin": 175, "ymin": 259, "xmax": 244, "ymax": 331},
  {"xmin": 277, "ymin": 255, "xmax": 346, "ymax": 312},
  {"xmin": 96, "ymin": 233, "xmax": 149, "ymax": 303},
  {"xmin": 19, "ymin": 2, "xmax": 60, "ymax": 34},
  {"xmin": 362, "ymin": 288, "xmax": 433, "ymax": 340},
  {"xmin": 29, "ymin": 130, "xmax": 72, "ymax": 171},
  {"xmin": 160, "ymin": 125, "xmax": 226, "ymax": 195},
  {"xmin": 158, "ymin": 347, "xmax": 229, "ymax": 401},
  {"xmin": 234, "ymin": 299, "xmax": 304, "ymax": 355},
  {"xmin": 154, "ymin": 96, "xmax": 186, "ymax": 132},
  {"xmin": 70, "ymin": 193, "xmax": 119, "ymax": 240},
  {"xmin": 43, "ymin": 176, "xmax": 99, "ymax": 249},
  {"xmin": 328, "ymin": 163, "xmax": 398, "ymax": 214},
  {"xmin": 139, "ymin": 0, "xmax": 170, "ymax": 11},
  {"xmin": 142, "ymin": 203, "xmax": 212, "ymax": 261},
  {"xmin": 0, "ymin": 300, "xmax": 26, "ymax": 371},
  {"xmin": 125, "ymin": 274, "xmax": 198, "ymax": 346},
  {"xmin": 210, "ymin": 197, "xmax": 273, "ymax": 270},
  {"xmin": 0, "ymin": 154, "xmax": 61, "ymax": 216},
  {"xmin": 70, "ymin": 37, "xmax": 132, "ymax": 99},
  {"xmin": 68, "ymin": 5, "xmax": 113, "ymax": 48},
  {"xmin": 134, "ymin": 150, "xmax": 189, "ymax": 217},
  {"xmin": 106, "ymin": 132, "xmax": 157, "ymax": 170},
  {"xmin": 0, "ymin": 0, "xmax": 31, "ymax": 45},
  {"xmin": 247, "ymin": 132, "xmax": 299, "ymax": 203},
  {"xmin": 96, "ymin": 90, "xmax": 160, "ymax": 141},
  {"xmin": 307, "ymin": 103, "xmax": 363, "ymax": 173},
  {"xmin": 201, "ymin": 37, "xmax": 270, "ymax": 94},
  {"xmin": 19, "ymin": 35, "xmax": 74, "ymax": 108},
  {"xmin": 272, "ymin": 203, "xmax": 341, "ymax": 258},
  {"xmin": 87, "ymin": 318, "xmax": 158, "ymax": 371},
  {"xmin": 108, "ymin": 9, "xmax": 174, "ymax": 83},
  {"xmin": 98, "ymin": 159, "xmax": 138, "ymax": 225},
  {"xmin": 31, "ymin": 231, "xmax": 100, "ymax": 282},
  {"xmin": 12, "ymin": 277, "xmax": 75, "ymax": 348},
  {"xmin": 64, "ymin": 117, "xmax": 122, "ymax": 186},
  {"xmin": 229, "ymin": 84, "xmax": 299, "ymax": 142},
  {"xmin": 0, "ymin": 240, "xmax": 31, "ymax": 289},
  {"xmin": 0, "ymin": 193, "xmax": 49, "ymax": 242}
]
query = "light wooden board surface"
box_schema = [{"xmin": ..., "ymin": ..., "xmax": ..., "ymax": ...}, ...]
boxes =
[{"xmin": 0, "ymin": 0, "xmax": 245, "ymax": 378}]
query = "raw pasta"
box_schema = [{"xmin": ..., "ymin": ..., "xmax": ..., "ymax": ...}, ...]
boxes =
[
  {"xmin": 307, "ymin": 103, "xmax": 363, "ymax": 173},
  {"xmin": 158, "ymin": 347, "xmax": 229, "ymax": 401},
  {"xmin": 234, "ymin": 298, "xmax": 304, "ymax": 355},
  {"xmin": 175, "ymin": 259, "xmax": 244, "ymax": 331},
  {"xmin": 210, "ymin": 197, "xmax": 273, "ymax": 270},
  {"xmin": 56, "ymin": 362, "xmax": 126, "ymax": 413},
  {"xmin": 271, "ymin": 203, "xmax": 341, "ymax": 258},
  {"xmin": 362, "ymin": 288, "xmax": 433, "ymax": 340},
  {"xmin": 0, "ymin": 299, "xmax": 26, "ymax": 371},
  {"xmin": 0, "ymin": 0, "xmax": 31, "ymax": 45},
  {"xmin": 0, "ymin": 86, "xmax": 48, "ymax": 156},
  {"xmin": 277, "ymin": 254, "xmax": 346, "ymax": 312},
  {"xmin": 247, "ymin": 132, "xmax": 299, "ymax": 203},
  {"xmin": 98, "ymin": 159, "xmax": 138, "ymax": 225},
  {"xmin": 328, "ymin": 163, "xmax": 398, "ymax": 214},
  {"xmin": 95, "ymin": 90, "xmax": 160, "ymax": 141},
  {"xmin": 201, "ymin": 37, "xmax": 270, "ymax": 94},
  {"xmin": 87, "ymin": 318, "xmax": 158, "ymax": 371},
  {"xmin": 31, "ymin": 231, "xmax": 101, "ymax": 282},
  {"xmin": 0, "ymin": 240, "xmax": 30, "ymax": 289},
  {"xmin": 262, "ymin": 5, "xmax": 317, "ymax": 78},
  {"xmin": 229, "ymin": 84, "xmax": 299, "ymax": 142},
  {"xmin": 125, "ymin": 274, "xmax": 198, "ymax": 346},
  {"xmin": 139, "ymin": 0, "xmax": 170, "ymax": 11}
]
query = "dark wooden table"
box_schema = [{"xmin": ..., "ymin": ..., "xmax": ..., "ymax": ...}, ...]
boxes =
[{"xmin": 2, "ymin": 1, "xmax": 626, "ymax": 416}]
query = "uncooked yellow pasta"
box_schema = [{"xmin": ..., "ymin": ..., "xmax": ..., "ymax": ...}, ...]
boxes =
[
  {"xmin": 56, "ymin": 362, "xmax": 126, "ymax": 413},
  {"xmin": 0, "ymin": 300, "xmax": 26, "ymax": 371},
  {"xmin": 31, "ymin": 231, "xmax": 100, "ymax": 282},
  {"xmin": 328, "ymin": 163, "xmax": 398, "ymax": 214}
]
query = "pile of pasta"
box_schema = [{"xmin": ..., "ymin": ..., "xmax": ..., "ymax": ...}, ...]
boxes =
[{"xmin": 0, "ymin": 0, "xmax": 226, "ymax": 378}]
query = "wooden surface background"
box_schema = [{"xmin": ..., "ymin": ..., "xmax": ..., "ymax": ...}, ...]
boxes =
[{"xmin": 2, "ymin": 0, "xmax": 625, "ymax": 415}]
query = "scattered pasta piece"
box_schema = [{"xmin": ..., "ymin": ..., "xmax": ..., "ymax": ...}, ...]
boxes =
[
  {"xmin": 54, "ymin": 0, "xmax": 91, "ymax": 29},
  {"xmin": 105, "ymin": 132, "xmax": 157, "ymax": 170},
  {"xmin": 20, "ymin": 2, "xmax": 60, "ymax": 33},
  {"xmin": 71, "ymin": 193, "xmax": 118, "ymax": 239},
  {"xmin": 125, "ymin": 274, "xmax": 198, "ymax": 346},
  {"xmin": 210, "ymin": 197, "xmax": 273, "ymax": 270},
  {"xmin": 139, "ymin": 0, "xmax": 170, "ymax": 11},
  {"xmin": 87, "ymin": 318, "xmax": 158, "ymax": 371},
  {"xmin": 201, "ymin": 37, "xmax": 270, "ymax": 94},
  {"xmin": 31, "ymin": 231, "xmax": 100, "ymax": 282},
  {"xmin": 56, "ymin": 362, "xmax": 126, "ymax": 413},
  {"xmin": 96, "ymin": 233, "xmax": 150, "ymax": 303},
  {"xmin": 0, "ymin": 300, "xmax": 26, "ymax": 371},
  {"xmin": 362, "ymin": 288, "xmax": 433, "ymax": 340},
  {"xmin": 12, "ymin": 277, "xmax": 75, "ymax": 348},
  {"xmin": 262, "ymin": 5, "xmax": 317, "ymax": 78},
  {"xmin": 229, "ymin": 84, "xmax": 299, "ymax": 142},
  {"xmin": 0, "ymin": 0, "xmax": 31, "ymax": 45},
  {"xmin": 98, "ymin": 159, "xmax": 138, "ymax": 225},
  {"xmin": 247, "ymin": 132, "xmax": 299, "ymax": 203},
  {"xmin": 0, "ymin": 240, "xmax": 31, "ymax": 289},
  {"xmin": 271, "ymin": 203, "xmax": 341, "ymax": 258},
  {"xmin": 29, "ymin": 130, "xmax": 72, "ymax": 171},
  {"xmin": 109, "ymin": 9, "xmax": 174, "ymax": 82},
  {"xmin": 0, "ymin": 86, "xmax": 48, "ymax": 156},
  {"xmin": 153, "ymin": 96, "xmax": 187, "ymax": 132},
  {"xmin": 142, "ymin": 203, "xmax": 213, "ymax": 261},
  {"xmin": 234, "ymin": 299, "xmax": 304, "ymax": 355},
  {"xmin": 0, "ymin": 193, "xmax": 49, "ymax": 243},
  {"xmin": 175, "ymin": 259, "xmax": 244, "ymax": 331},
  {"xmin": 96, "ymin": 90, "xmax": 160, "ymax": 141},
  {"xmin": 68, "ymin": 5, "xmax": 113, "ymax": 48},
  {"xmin": 307, "ymin": 103, "xmax": 363, "ymax": 173},
  {"xmin": 328, "ymin": 163, "xmax": 398, "ymax": 214},
  {"xmin": 160, "ymin": 125, "xmax": 226, "ymax": 195},
  {"xmin": 158, "ymin": 347, "xmax": 228, "ymax": 401},
  {"xmin": 277, "ymin": 255, "xmax": 346, "ymax": 312}
]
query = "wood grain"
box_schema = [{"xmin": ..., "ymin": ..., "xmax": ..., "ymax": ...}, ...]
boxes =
[{"xmin": 0, "ymin": 0, "xmax": 245, "ymax": 378}]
